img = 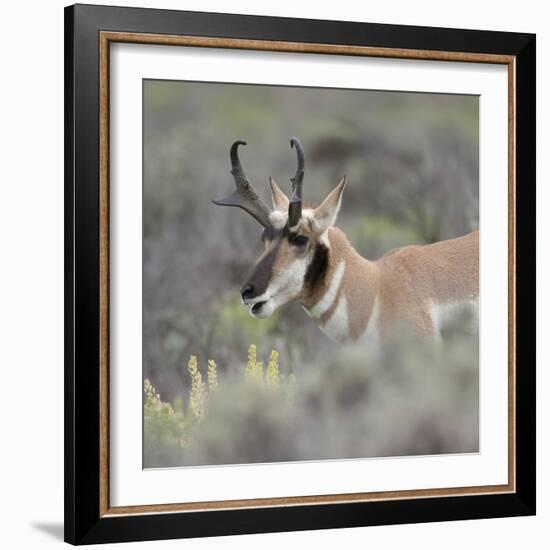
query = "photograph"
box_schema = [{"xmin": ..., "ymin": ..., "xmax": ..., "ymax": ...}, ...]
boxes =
[
  {"xmin": 142, "ymin": 79, "xmax": 480, "ymax": 468},
  {"xmin": 59, "ymin": 2, "xmax": 537, "ymax": 545}
]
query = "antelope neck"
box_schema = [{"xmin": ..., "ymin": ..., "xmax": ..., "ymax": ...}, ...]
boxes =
[{"xmin": 300, "ymin": 228, "xmax": 379, "ymax": 341}]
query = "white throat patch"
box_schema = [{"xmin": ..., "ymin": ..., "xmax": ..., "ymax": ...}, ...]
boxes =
[
  {"xmin": 320, "ymin": 294, "xmax": 349, "ymax": 343},
  {"xmin": 307, "ymin": 260, "xmax": 346, "ymax": 319}
]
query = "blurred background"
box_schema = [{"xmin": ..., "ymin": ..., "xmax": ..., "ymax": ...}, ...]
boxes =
[{"xmin": 143, "ymin": 79, "xmax": 479, "ymax": 467}]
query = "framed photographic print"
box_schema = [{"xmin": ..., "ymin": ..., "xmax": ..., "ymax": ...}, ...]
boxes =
[{"xmin": 64, "ymin": 3, "xmax": 536, "ymax": 545}]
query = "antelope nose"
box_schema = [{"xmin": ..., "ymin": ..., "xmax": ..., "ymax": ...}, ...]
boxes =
[{"xmin": 241, "ymin": 283, "xmax": 255, "ymax": 300}]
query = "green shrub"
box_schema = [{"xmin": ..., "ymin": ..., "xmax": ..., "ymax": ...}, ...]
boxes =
[
  {"xmin": 144, "ymin": 344, "xmax": 291, "ymax": 467},
  {"xmin": 144, "ymin": 331, "xmax": 478, "ymax": 468},
  {"xmin": 143, "ymin": 379, "xmax": 189, "ymax": 467}
]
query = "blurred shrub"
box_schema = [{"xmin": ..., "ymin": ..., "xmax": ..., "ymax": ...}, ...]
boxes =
[
  {"xmin": 143, "ymin": 379, "xmax": 189, "ymax": 467},
  {"xmin": 144, "ymin": 344, "xmax": 295, "ymax": 467},
  {"xmin": 144, "ymin": 327, "xmax": 478, "ymax": 468},
  {"xmin": 344, "ymin": 214, "xmax": 424, "ymax": 259},
  {"xmin": 143, "ymin": 81, "xmax": 479, "ymax": 402},
  {"xmin": 217, "ymin": 294, "xmax": 281, "ymax": 350},
  {"xmin": 142, "ymin": 81, "xmax": 480, "ymax": 463}
]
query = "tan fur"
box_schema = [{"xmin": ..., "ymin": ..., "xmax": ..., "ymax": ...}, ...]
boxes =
[
  {"xmin": 300, "ymin": 227, "xmax": 378, "ymax": 337},
  {"xmin": 303, "ymin": 228, "xmax": 479, "ymax": 339},
  {"xmin": 267, "ymin": 211, "xmax": 320, "ymax": 278},
  {"xmin": 375, "ymin": 230, "xmax": 479, "ymax": 335},
  {"xmin": 242, "ymin": 175, "xmax": 478, "ymax": 342}
]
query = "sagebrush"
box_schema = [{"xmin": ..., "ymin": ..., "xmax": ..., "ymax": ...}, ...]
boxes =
[{"xmin": 144, "ymin": 330, "xmax": 478, "ymax": 468}]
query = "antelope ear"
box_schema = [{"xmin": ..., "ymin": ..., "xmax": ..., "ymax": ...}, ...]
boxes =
[
  {"xmin": 269, "ymin": 177, "xmax": 290, "ymax": 211},
  {"xmin": 313, "ymin": 176, "xmax": 347, "ymax": 232}
]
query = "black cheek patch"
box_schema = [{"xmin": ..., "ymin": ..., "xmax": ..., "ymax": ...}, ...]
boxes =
[
  {"xmin": 247, "ymin": 246, "xmax": 278, "ymax": 297},
  {"xmin": 305, "ymin": 244, "xmax": 329, "ymax": 289}
]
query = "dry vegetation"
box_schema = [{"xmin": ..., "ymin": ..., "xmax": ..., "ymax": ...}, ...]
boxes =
[{"xmin": 142, "ymin": 80, "xmax": 479, "ymax": 467}]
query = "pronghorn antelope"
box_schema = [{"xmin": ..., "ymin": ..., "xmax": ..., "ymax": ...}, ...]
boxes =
[{"xmin": 213, "ymin": 138, "xmax": 479, "ymax": 345}]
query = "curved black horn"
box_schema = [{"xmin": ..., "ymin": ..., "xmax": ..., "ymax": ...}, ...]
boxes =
[
  {"xmin": 212, "ymin": 140, "xmax": 271, "ymax": 227},
  {"xmin": 230, "ymin": 140, "xmax": 248, "ymax": 179},
  {"xmin": 288, "ymin": 137, "xmax": 304, "ymax": 227}
]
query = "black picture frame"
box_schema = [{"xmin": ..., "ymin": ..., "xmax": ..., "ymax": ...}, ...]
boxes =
[{"xmin": 65, "ymin": 3, "xmax": 536, "ymax": 545}]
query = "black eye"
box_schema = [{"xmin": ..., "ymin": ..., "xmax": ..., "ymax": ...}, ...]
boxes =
[{"xmin": 291, "ymin": 235, "xmax": 309, "ymax": 247}]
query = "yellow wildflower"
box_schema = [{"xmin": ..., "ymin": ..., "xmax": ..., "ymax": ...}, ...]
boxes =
[
  {"xmin": 188, "ymin": 355, "xmax": 206, "ymax": 419},
  {"xmin": 267, "ymin": 350, "xmax": 280, "ymax": 388},
  {"xmin": 207, "ymin": 359, "xmax": 218, "ymax": 390}
]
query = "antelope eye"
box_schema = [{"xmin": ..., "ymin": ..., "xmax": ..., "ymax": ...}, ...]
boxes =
[{"xmin": 291, "ymin": 235, "xmax": 309, "ymax": 247}]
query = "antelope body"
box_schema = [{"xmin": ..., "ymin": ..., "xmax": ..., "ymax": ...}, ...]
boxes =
[{"xmin": 213, "ymin": 138, "xmax": 478, "ymax": 345}]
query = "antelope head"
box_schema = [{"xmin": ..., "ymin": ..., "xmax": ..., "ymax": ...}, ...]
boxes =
[{"xmin": 213, "ymin": 138, "xmax": 346, "ymax": 319}]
